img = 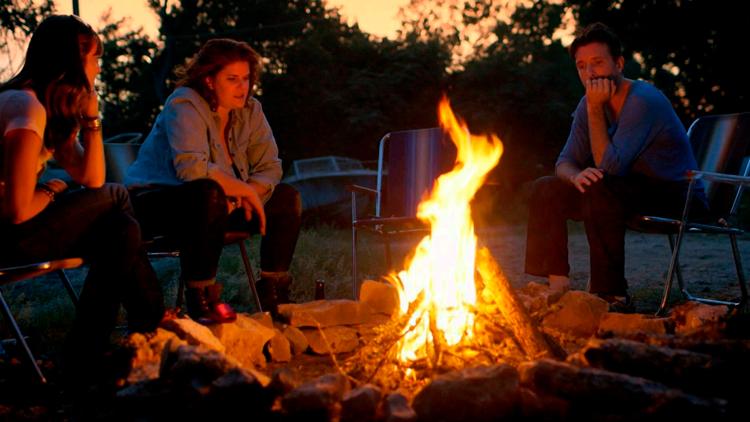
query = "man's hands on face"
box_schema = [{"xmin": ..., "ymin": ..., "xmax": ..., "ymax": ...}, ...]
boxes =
[
  {"xmin": 570, "ymin": 167, "xmax": 604, "ymax": 193},
  {"xmin": 585, "ymin": 76, "xmax": 615, "ymax": 108}
]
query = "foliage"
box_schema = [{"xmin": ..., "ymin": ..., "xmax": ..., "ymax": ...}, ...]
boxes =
[
  {"xmin": 98, "ymin": 15, "xmax": 161, "ymax": 137},
  {"xmin": 0, "ymin": 0, "xmax": 52, "ymax": 78},
  {"xmin": 565, "ymin": 0, "xmax": 750, "ymax": 122}
]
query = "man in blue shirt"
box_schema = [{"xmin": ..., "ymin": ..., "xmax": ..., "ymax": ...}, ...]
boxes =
[{"xmin": 524, "ymin": 23, "xmax": 706, "ymax": 312}]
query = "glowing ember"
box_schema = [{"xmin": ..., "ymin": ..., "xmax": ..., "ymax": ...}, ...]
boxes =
[{"xmin": 392, "ymin": 96, "xmax": 503, "ymax": 363}]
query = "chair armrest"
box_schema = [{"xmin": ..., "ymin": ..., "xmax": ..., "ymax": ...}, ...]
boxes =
[
  {"xmin": 0, "ymin": 257, "xmax": 84, "ymax": 284},
  {"xmin": 347, "ymin": 184, "xmax": 378, "ymax": 197},
  {"xmin": 688, "ymin": 170, "xmax": 750, "ymax": 186}
]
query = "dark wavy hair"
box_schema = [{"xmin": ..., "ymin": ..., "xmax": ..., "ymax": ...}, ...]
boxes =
[
  {"xmin": 0, "ymin": 14, "xmax": 101, "ymax": 149},
  {"xmin": 175, "ymin": 38, "xmax": 262, "ymax": 110},
  {"xmin": 569, "ymin": 22, "xmax": 623, "ymax": 60}
]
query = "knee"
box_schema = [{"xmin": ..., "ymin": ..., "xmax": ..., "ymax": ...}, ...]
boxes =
[
  {"xmin": 529, "ymin": 176, "xmax": 564, "ymax": 206},
  {"xmin": 270, "ymin": 183, "xmax": 302, "ymax": 218},
  {"xmin": 107, "ymin": 212, "xmax": 143, "ymax": 256},
  {"xmin": 185, "ymin": 179, "xmax": 227, "ymax": 216}
]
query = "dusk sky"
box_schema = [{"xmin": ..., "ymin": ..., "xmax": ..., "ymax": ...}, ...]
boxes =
[{"xmin": 55, "ymin": 0, "xmax": 411, "ymax": 39}]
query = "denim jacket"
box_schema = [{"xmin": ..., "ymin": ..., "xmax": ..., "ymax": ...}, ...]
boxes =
[{"xmin": 125, "ymin": 87, "xmax": 282, "ymax": 202}]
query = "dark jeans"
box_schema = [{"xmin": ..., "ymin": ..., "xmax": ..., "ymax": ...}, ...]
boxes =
[
  {"xmin": 130, "ymin": 179, "xmax": 302, "ymax": 281},
  {"xmin": 0, "ymin": 184, "xmax": 165, "ymax": 353},
  {"xmin": 525, "ymin": 174, "xmax": 707, "ymax": 295},
  {"xmin": 228, "ymin": 183, "xmax": 302, "ymax": 273}
]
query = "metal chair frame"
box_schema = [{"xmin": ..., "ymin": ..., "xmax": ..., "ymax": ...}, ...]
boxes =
[
  {"xmin": 350, "ymin": 127, "xmax": 455, "ymax": 298},
  {"xmin": 629, "ymin": 112, "xmax": 750, "ymax": 315},
  {"xmin": 0, "ymin": 258, "xmax": 82, "ymax": 383}
]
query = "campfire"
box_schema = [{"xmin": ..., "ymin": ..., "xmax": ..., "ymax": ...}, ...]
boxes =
[
  {"xmin": 346, "ymin": 97, "xmax": 554, "ymax": 388},
  {"xmin": 391, "ymin": 96, "xmax": 502, "ymax": 364}
]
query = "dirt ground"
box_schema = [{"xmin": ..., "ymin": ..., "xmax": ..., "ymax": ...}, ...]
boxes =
[{"xmin": 475, "ymin": 222, "xmax": 750, "ymax": 313}]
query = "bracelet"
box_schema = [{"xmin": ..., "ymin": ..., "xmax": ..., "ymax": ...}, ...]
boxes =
[
  {"xmin": 37, "ymin": 184, "xmax": 56, "ymax": 202},
  {"xmin": 81, "ymin": 117, "xmax": 102, "ymax": 132}
]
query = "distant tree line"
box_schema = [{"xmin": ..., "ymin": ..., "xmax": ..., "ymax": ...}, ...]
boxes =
[{"xmin": 2, "ymin": 0, "xmax": 749, "ymax": 212}]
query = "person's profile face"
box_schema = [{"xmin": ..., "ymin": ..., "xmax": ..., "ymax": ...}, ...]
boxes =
[
  {"xmin": 574, "ymin": 42, "xmax": 624, "ymax": 85},
  {"xmin": 83, "ymin": 45, "xmax": 101, "ymax": 89},
  {"xmin": 208, "ymin": 60, "xmax": 251, "ymax": 112}
]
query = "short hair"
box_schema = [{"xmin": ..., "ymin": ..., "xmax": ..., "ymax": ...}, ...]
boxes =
[
  {"xmin": 569, "ymin": 22, "xmax": 623, "ymax": 60},
  {"xmin": 176, "ymin": 38, "xmax": 263, "ymax": 110}
]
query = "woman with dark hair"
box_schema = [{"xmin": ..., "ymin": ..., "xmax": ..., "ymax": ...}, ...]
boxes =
[
  {"xmin": 126, "ymin": 38, "xmax": 301, "ymax": 321},
  {"xmin": 0, "ymin": 15, "xmax": 164, "ymax": 369}
]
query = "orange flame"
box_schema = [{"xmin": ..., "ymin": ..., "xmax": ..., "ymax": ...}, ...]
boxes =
[{"xmin": 393, "ymin": 96, "xmax": 503, "ymax": 363}]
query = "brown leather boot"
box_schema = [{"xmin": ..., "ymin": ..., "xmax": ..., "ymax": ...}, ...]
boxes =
[
  {"xmin": 256, "ymin": 278, "xmax": 278, "ymax": 317},
  {"xmin": 275, "ymin": 274, "xmax": 294, "ymax": 305},
  {"xmin": 186, "ymin": 284, "xmax": 236, "ymax": 324}
]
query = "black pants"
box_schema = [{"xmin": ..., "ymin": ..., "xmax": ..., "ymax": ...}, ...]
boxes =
[
  {"xmin": 0, "ymin": 184, "xmax": 165, "ymax": 353},
  {"xmin": 130, "ymin": 179, "xmax": 302, "ymax": 281},
  {"xmin": 525, "ymin": 175, "xmax": 707, "ymax": 295}
]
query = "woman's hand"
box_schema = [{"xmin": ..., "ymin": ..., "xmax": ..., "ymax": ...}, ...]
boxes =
[
  {"xmin": 43, "ymin": 178, "xmax": 68, "ymax": 195},
  {"xmin": 239, "ymin": 189, "xmax": 266, "ymax": 235}
]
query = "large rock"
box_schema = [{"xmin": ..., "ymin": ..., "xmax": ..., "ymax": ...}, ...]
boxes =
[
  {"xmin": 126, "ymin": 328, "xmax": 186, "ymax": 384},
  {"xmin": 341, "ymin": 384, "xmax": 382, "ymax": 422},
  {"xmin": 412, "ymin": 364, "xmax": 520, "ymax": 422},
  {"xmin": 383, "ymin": 393, "xmax": 417, "ymax": 422},
  {"xmin": 597, "ymin": 313, "xmax": 671, "ymax": 337},
  {"xmin": 519, "ymin": 358, "xmax": 726, "ymax": 418},
  {"xmin": 542, "ymin": 291, "xmax": 609, "ymax": 337},
  {"xmin": 268, "ymin": 329, "xmax": 292, "ymax": 363},
  {"xmin": 517, "ymin": 281, "xmax": 564, "ymax": 314},
  {"xmin": 359, "ymin": 280, "xmax": 400, "ymax": 316},
  {"xmin": 209, "ymin": 313, "xmax": 276, "ymax": 369},
  {"xmin": 302, "ymin": 326, "xmax": 360, "ymax": 355},
  {"xmin": 282, "ymin": 373, "xmax": 350, "ymax": 419},
  {"xmin": 279, "ymin": 300, "xmax": 373, "ymax": 328},
  {"xmin": 160, "ymin": 344, "xmax": 243, "ymax": 383},
  {"xmin": 283, "ymin": 325, "xmax": 309, "ymax": 355},
  {"xmin": 671, "ymin": 302, "xmax": 728, "ymax": 334},
  {"xmin": 160, "ymin": 317, "xmax": 226, "ymax": 353}
]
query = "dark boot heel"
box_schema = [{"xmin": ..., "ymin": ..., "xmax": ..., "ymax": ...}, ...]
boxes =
[
  {"xmin": 275, "ymin": 275, "xmax": 294, "ymax": 305},
  {"xmin": 256, "ymin": 278, "xmax": 279, "ymax": 317}
]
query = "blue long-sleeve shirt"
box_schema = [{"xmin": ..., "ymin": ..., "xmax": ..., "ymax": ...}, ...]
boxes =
[{"xmin": 556, "ymin": 80, "xmax": 698, "ymax": 182}]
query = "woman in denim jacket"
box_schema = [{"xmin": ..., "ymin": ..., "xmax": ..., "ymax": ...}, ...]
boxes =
[{"xmin": 126, "ymin": 39, "xmax": 301, "ymax": 321}]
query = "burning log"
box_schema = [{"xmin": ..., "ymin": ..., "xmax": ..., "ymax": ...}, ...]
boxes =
[{"xmin": 476, "ymin": 247, "xmax": 555, "ymax": 360}]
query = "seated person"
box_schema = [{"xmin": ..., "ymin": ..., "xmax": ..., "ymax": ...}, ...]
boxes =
[
  {"xmin": 524, "ymin": 22, "xmax": 707, "ymax": 312},
  {"xmin": 0, "ymin": 15, "xmax": 164, "ymax": 374},
  {"xmin": 125, "ymin": 38, "xmax": 302, "ymax": 322}
]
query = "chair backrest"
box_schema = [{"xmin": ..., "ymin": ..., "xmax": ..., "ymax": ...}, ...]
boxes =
[
  {"xmin": 103, "ymin": 134, "xmax": 142, "ymax": 183},
  {"xmin": 688, "ymin": 112, "xmax": 750, "ymax": 217},
  {"xmin": 376, "ymin": 127, "xmax": 456, "ymax": 218}
]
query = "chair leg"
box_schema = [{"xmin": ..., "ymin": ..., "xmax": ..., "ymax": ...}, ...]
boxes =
[
  {"xmin": 657, "ymin": 232, "xmax": 686, "ymax": 316},
  {"xmin": 176, "ymin": 279, "xmax": 185, "ymax": 310},
  {"xmin": 667, "ymin": 235, "xmax": 686, "ymax": 292},
  {"xmin": 351, "ymin": 191, "xmax": 359, "ymax": 300},
  {"xmin": 57, "ymin": 270, "xmax": 79, "ymax": 308},
  {"xmin": 0, "ymin": 291, "xmax": 46, "ymax": 383},
  {"xmin": 384, "ymin": 236, "xmax": 393, "ymax": 272},
  {"xmin": 729, "ymin": 233, "xmax": 749, "ymax": 308},
  {"xmin": 237, "ymin": 240, "xmax": 262, "ymax": 312}
]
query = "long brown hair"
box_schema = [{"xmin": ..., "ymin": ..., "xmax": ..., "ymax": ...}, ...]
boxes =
[
  {"xmin": 175, "ymin": 38, "xmax": 262, "ymax": 110},
  {"xmin": 0, "ymin": 15, "xmax": 102, "ymax": 149}
]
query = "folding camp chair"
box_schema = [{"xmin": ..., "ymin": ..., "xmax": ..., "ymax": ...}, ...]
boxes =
[
  {"xmin": 102, "ymin": 137, "xmax": 263, "ymax": 312},
  {"xmin": 0, "ymin": 258, "xmax": 82, "ymax": 383},
  {"xmin": 627, "ymin": 112, "xmax": 750, "ymax": 315},
  {"xmin": 349, "ymin": 127, "xmax": 456, "ymax": 298}
]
